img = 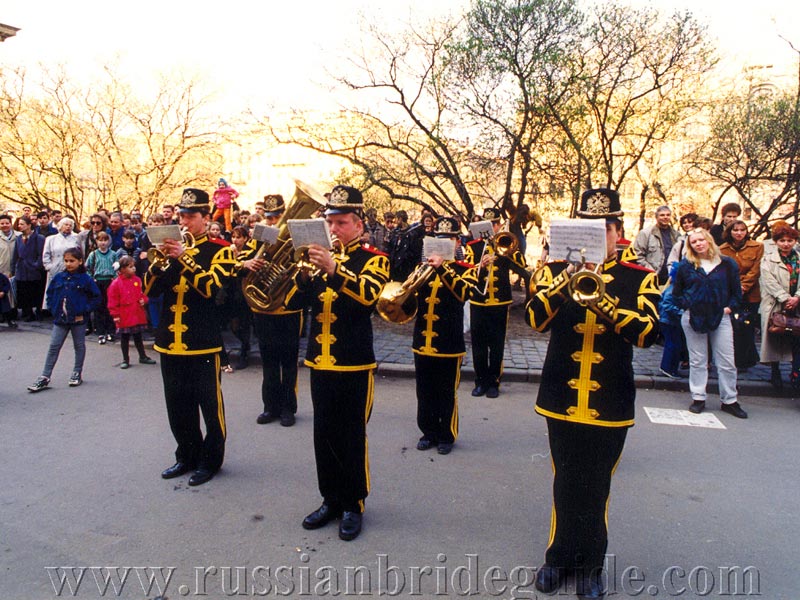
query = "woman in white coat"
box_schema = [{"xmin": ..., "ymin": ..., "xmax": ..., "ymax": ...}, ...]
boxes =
[
  {"xmin": 42, "ymin": 218, "xmax": 80, "ymax": 310},
  {"xmin": 759, "ymin": 223, "xmax": 800, "ymax": 389}
]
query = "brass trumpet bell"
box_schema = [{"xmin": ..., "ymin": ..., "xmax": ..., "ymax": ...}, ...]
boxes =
[
  {"xmin": 147, "ymin": 229, "xmax": 196, "ymax": 271},
  {"xmin": 376, "ymin": 264, "xmax": 435, "ymax": 324},
  {"xmin": 567, "ymin": 267, "xmax": 605, "ymax": 305}
]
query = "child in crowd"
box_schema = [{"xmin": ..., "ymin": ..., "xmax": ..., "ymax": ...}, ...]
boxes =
[
  {"xmin": 107, "ymin": 255, "xmax": 156, "ymax": 369},
  {"xmin": 86, "ymin": 231, "xmax": 117, "ymax": 344},
  {"xmin": 27, "ymin": 247, "xmax": 101, "ymax": 392},
  {"xmin": 212, "ymin": 177, "xmax": 239, "ymax": 232}
]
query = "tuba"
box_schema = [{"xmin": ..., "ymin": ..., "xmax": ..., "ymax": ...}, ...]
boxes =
[
  {"xmin": 376, "ymin": 263, "xmax": 436, "ymax": 324},
  {"xmin": 242, "ymin": 180, "xmax": 327, "ymax": 312}
]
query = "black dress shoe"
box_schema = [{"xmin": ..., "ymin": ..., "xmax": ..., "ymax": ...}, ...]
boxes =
[
  {"xmin": 471, "ymin": 385, "xmax": 487, "ymax": 397},
  {"xmin": 161, "ymin": 462, "xmax": 194, "ymax": 479},
  {"xmin": 280, "ymin": 413, "xmax": 296, "ymax": 427},
  {"xmin": 720, "ymin": 402, "xmax": 748, "ymax": 419},
  {"xmin": 577, "ymin": 571, "xmax": 606, "ymax": 599},
  {"xmin": 188, "ymin": 467, "xmax": 216, "ymax": 486},
  {"xmin": 256, "ymin": 411, "xmax": 276, "ymax": 424},
  {"xmin": 534, "ymin": 564, "xmax": 566, "ymax": 593},
  {"xmin": 338, "ymin": 511, "xmax": 363, "ymax": 541},
  {"xmin": 486, "ymin": 385, "xmax": 499, "ymax": 398},
  {"xmin": 688, "ymin": 400, "xmax": 705, "ymax": 414},
  {"xmin": 416, "ymin": 439, "xmax": 435, "ymax": 451},
  {"xmin": 302, "ymin": 503, "xmax": 342, "ymax": 530},
  {"xmin": 437, "ymin": 443, "xmax": 453, "ymax": 455}
]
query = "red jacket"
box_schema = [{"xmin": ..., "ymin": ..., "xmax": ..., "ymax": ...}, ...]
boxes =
[{"xmin": 107, "ymin": 275, "xmax": 149, "ymax": 328}]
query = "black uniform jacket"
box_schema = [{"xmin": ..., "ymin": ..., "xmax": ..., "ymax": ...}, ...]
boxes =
[
  {"xmin": 525, "ymin": 257, "xmax": 660, "ymax": 427},
  {"xmin": 464, "ymin": 238, "xmax": 527, "ymax": 306},
  {"xmin": 412, "ymin": 260, "xmax": 477, "ymax": 357},
  {"xmin": 285, "ymin": 240, "xmax": 390, "ymax": 371},
  {"xmin": 144, "ymin": 235, "xmax": 236, "ymax": 355}
]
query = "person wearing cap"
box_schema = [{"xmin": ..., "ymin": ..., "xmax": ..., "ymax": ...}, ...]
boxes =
[
  {"xmin": 240, "ymin": 194, "xmax": 304, "ymax": 426},
  {"xmin": 411, "ymin": 216, "xmax": 477, "ymax": 455},
  {"xmin": 144, "ymin": 188, "xmax": 237, "ymax": 487},
  {"xmin": 525, "ymin": 189, "xmax": 660, "ymax": 599},
  {"xmin": 464, "ymin": 207, "xmax": 528, "ymax": 398},
  {"xmin": 212, "ymin": 178, "xmax": 239, "ymax": 233},
  {"xmin": 285, "ymin": 184, "xmax": 389, "ymax": 541}
]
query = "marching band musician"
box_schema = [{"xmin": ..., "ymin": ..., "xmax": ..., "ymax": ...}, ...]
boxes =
[
  {"xmin": 144, "ymin": 188, "xmax": 237, "ymax": 487},
  {"xmin": 244, "ymin": 195, "xmax": 304, "ymax": 427},
  {"xmin": 464, "ymin": 208, "xmax": 528, "ymax": 398},
  {"xmin": 284, "ymin": 185, "xmax": 390, "ymax": 541},
  {"xmin": 525, "ymin": 189, "xmax": 660, "ymax": 599},
  {"xmin": 413, "ymin": 217, "xmax": 477, "ymax": 455}
]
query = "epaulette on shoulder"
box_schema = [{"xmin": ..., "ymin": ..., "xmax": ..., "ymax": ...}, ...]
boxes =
[
  {"xmin": 209, "ymin": 238, "xmax": 231, "ymax": 247},
  {"xmin": 620, "ymin": 260, "xmax": 653, "ymax": 272},
  {"xmin": 362, "ymin": 243, "xmax": 388, "ymax": 257},
  {"xmin": 454, "ymin": 260, "xmax": 475, "ymax": 269},
  {"xmin": 466, "ymin": 238, "xmax": 482, "ymax": 247}
]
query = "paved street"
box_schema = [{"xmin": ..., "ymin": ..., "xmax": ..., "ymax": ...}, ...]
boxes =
[{"xmin": 1, "ymin": 321, "xmax": 798, "ymax": 599}]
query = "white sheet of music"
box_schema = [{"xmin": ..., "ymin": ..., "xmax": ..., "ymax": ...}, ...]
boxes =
[
  {"xmin": 252, "ymin": 223, "xmax": 279, "ymax": 245},
  {"xmin": 287, "ymin": 218, "xmax": 331, "ymax": 249},
  {"xmin": 548, "ymin": 219, "xmax": 607, "ymax": 264},
  {"xmin": 423, "ymin": 237, "xmax": 456, "ymax": 261},
  {"xmin": 146, "ymin": 225, "xmax": 182, "ymax": 245},
  {"xmin": 468, "ymin": 220, "xmax": 494, "ymax": 241}
]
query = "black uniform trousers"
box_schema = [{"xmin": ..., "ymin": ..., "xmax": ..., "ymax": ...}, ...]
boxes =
[
  {"xmin": 252, "ymin": 312, "xmax": 302, "ymax": 416},
  {"xmin": 414, "ymin": 354, "xmax": 461, "ymax": 444},
  {"xmin": 470, "ymin": 304, "xmax": 509, "ymax": 388},
  {"xmin": 309, "ymin": 369, "xmax": 374, "ymax": 513},
  {"xmin": 160, "ymin": 353, "xmax": 226, "ymax": 471},
  {"xmin": 544, "ymin": 417, "xmax": 628, "ymax": 574}
]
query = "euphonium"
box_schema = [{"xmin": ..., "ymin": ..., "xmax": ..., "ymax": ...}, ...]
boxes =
[
  {"xmin": 242, "ymin": 180, "xmax": 327, "ymax": 312},
  {"xmin": 376, "ymin": 263, "xmax": 436, "ymax": 324},
  {"xmin": 147, "ymin": 228, "xmax": 196, "ymax": 271}
]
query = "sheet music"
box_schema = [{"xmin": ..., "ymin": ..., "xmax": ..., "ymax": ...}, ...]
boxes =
[
  {"xmin": 423, "ymin": 237, "xmax": 456, "ymax": 261},
  {"xmin": 252, "ymin": 223, "xmax": 280, "ymax": 245},
  {"xmin": 548, "ymin": 219, "xmax": 607, "ymax": 264},
  {"xmin": 287, "ymin": 218, "xmax": 331, "ymax": 249},
  {"xmin": 146, "ymin": 225, "xmax": 182, "ymax": 245},
  {"xmin": 468, "ymin": 220, "xmax": 494, "ymax": 241}
]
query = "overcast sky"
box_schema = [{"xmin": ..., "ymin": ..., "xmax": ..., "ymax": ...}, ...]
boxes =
[{"xmin": 2, "ymin": 0, "xmax": 798, "ymax": 112}]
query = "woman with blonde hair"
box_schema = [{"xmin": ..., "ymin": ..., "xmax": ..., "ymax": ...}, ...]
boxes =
[{"xmin": 672, "ymin": 228, "xmax": 747, "ymax": 418}]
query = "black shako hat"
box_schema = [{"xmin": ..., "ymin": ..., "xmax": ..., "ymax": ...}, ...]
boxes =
[
  {"xmin": 577, "ymin": 188, "xmax": 624, "ymax": 220},
  {"xmin": 434, "ymin": 216, "xmax": 460, "ymax": 237},
  {"xmin": 262, "ymin": 194, "xmax": 286, "ymax": 217},
  {"xmin": 178, "ymin": 188, "xmax": 211, "ymax": 213},
  {"xmin": 324, "ymin": 185, "xmax": 364, "ymax": 218},
  {"xmin": 482, "ymin": 207, "xmax": 502, "ymax": 223}
]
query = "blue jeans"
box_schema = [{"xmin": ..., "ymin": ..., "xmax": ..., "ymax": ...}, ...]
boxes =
[
  {"xmin": 42, "ymin": 323, "xmax": 86, "ymax": 378},
  {"xmin": 659, "ymin": 320, "xmax": 684, "ymax": 374}
]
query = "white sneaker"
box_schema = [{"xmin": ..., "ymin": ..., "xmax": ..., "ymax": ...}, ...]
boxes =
[{"xmin": 27, "ymin": 376, "xmax": 50, "ymax": 392}]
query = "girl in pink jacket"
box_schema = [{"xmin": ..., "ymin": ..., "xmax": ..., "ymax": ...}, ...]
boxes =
[
  {"xmin": 212, "ymin": 177, "xmax": 239, "ymax": 232},
  {"xmin": 107, "ymin": 256, "xmax": 157, "ymax": 369}
]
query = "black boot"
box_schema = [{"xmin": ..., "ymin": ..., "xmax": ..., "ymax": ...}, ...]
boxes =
[{"xmin": 770, "ymin": 363, "xmax": 783, "ymax": 390}]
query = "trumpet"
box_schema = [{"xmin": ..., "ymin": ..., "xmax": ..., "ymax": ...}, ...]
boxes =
[
  {"xmin": 566, "ymin": 250, "xmax": 605, "ymax": 305},
  {"xmin": 477, "ymin": 231, "xmax": 519, "ymax": 296},
  {"xmin": 147, "ymin": 228, "xmax": 196, "ymax": 271},
  {"xmin": 293, "ymin": 235, "xmax": 345, "ymax": 280}
]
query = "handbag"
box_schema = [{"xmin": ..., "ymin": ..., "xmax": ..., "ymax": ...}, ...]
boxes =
[{"xmin": 768, "ymin": 310, "xmax": 800, "ymax": 336}]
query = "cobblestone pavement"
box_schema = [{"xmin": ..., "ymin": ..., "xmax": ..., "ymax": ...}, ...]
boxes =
[{"xmin": 14, "ymin": 288, "xmax": 795, "ymax": 398}]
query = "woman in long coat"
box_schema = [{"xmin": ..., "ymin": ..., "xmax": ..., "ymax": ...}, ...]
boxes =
[
  {"xmin": 759, "ymin": 223, "xmax": 800, "ymax": 389},
  {"xmin": 42, "ymin": 218, "xmax": 80, "ymax": 310}
]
